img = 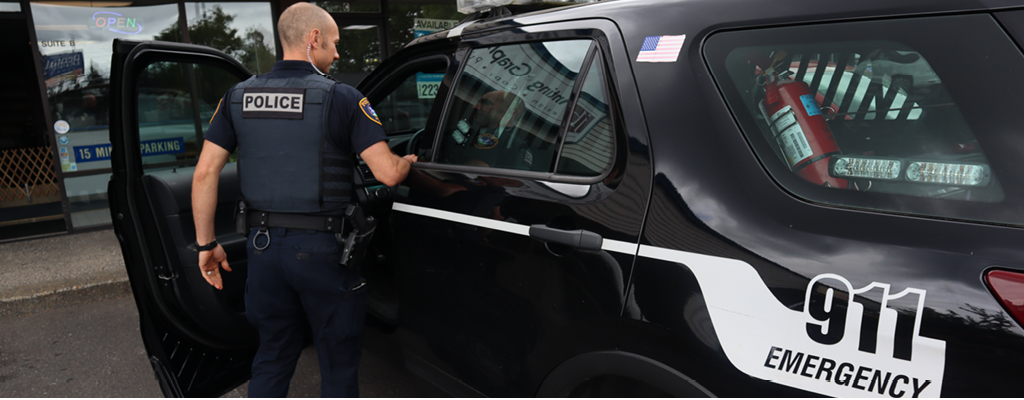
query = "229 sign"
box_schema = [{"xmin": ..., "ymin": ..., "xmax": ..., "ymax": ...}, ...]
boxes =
[{"xmin": 804, "ymin": 274, "xmax": 927, "ymax": 361}]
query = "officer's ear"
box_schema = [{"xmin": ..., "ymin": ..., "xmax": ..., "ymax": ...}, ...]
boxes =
[{"xmin": 308, "ymin": 29, "xmax": 321, "ymax": 49}]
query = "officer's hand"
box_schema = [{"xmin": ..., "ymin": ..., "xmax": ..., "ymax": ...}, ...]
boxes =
[
  {"xmin": 198, "ymin": 244, "xmax": 232, "ymax": 290},
  {"xmin": 403, "ymin": 154, "xmax": 418, "ymax": 163}
]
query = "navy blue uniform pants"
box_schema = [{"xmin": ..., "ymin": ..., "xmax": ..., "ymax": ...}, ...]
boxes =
[{"xmin": 245, "ymin": 228, "xmax": 366, "ymax": 398}]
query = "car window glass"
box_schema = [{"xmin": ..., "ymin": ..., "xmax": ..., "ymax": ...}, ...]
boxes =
[
  {"xmin": 557, "ymin": 56, "xmax": 613, "ymax": 176},
  {"xmin": 136, "ymin": 62, "xmax": 240, "ymax": 171},
  {"xmin": 435, "ymin": 39, "xmax": 593, "ymax": 172},
  {"xmin": 374, "ymin": 65, "xmax": 446, "ymax": 136},
  {"xmin": 705, "ymin": 15, "xmax": 1024, "ymax": 226}
]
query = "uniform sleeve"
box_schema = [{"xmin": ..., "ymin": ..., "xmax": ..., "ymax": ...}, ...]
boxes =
[
  {"xmin": 335, "ymin": 84, "xmax": 387, "ymax": 155},
  {"xmin": 203, "ymin": 90, "xmax": 237, "ymax": 153}
]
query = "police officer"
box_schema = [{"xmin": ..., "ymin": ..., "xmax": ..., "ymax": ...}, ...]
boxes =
[
  {"xmin": 191, "ymin": 3, "xmax": 416, "ymax": 397},
  {"xmin": 442, "ymin": 90, "xmax": 525, "ymax": 167}
]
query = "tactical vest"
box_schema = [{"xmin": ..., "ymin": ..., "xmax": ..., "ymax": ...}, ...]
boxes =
[{"xmin": 229, "ymin": 73, "xmax": 352, "ymax": 214}]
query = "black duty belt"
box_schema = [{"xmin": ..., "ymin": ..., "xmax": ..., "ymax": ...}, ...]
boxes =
[{"xmin": 246, "ymin": 210, "xmax": 346, "ymax": 234}]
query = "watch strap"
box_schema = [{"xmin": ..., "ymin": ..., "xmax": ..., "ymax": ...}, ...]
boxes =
[{"xmin": 195, "ymin": 240, "xmax": 218, "ymax": 252}]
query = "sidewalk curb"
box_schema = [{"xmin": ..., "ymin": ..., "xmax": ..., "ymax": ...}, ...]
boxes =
[{"xmin": 0, "ymin": 278, "xmax": 132, "ymax": 319}]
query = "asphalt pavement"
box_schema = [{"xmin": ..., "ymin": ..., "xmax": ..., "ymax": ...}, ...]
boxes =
[
  {"xmin": 0, "ymin": 230, "xmax": 129, "ymax": 318},
  {"xmin": 0, "ymin": 296, "xmax": 430, "ymax": 397},
  {"xmin": 0, "ymin": 229, "xmax": 434, "ymax": 397}
]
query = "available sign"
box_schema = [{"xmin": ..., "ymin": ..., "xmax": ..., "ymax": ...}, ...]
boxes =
[
  {"xmin": 73, "ymin": 137, "xmax": 184, "ymax": 163},
  {"xmin": 413, "ymin": 18, "xmax": 459, "ymax": 38}
]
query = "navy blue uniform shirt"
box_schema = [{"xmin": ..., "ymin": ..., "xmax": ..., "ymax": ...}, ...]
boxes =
[{"xmin": 205, "ymin": 60, "xmax": 386, "ymax": 156}]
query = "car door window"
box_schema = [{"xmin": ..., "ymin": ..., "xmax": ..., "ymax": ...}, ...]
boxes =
[
  {"xmin": 136, "ymin": 62, "xmax": 240, "ymax": 171},
  {"xmin": 705, "ymin": 15, "xmax": 1024, "ymax": 226},
  {"xmin": 435, "ymin": 39, "xmax": 593, "ymax": 172},
  {"xmin": 373, "ymin": 65, "xmax": 447, "ymax": 135}
]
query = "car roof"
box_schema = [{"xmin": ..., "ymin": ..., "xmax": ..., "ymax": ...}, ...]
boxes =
[{"xmin": 412, "ymin": 0, "xmax": 1024, "ymax": 46}]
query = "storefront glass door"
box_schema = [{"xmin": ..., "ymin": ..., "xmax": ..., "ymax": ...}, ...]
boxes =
[
  {"xmin": 29, "ymin": 1, "xmax": 275, "ymax": 230},
  {"xmin": 31, "ymin": 1, "xmax": 182, "ymax": 228}
]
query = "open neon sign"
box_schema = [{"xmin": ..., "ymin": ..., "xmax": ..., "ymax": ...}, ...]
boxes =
[{"xmin": 92, "ymin": 11, "xmax": 143, "ymax": 35}]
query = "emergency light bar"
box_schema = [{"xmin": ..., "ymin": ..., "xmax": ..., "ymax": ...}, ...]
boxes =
[
  {"xmin": 906, "ymin": 161, "xmax": 989, "ymax": 186},
  {"xmin": 830, "ymin": 156, "xmax": 902, "ymax": 181},
  {"xmin": 828, "ymin": 156, "xmax": 991, "ymax": 186}
]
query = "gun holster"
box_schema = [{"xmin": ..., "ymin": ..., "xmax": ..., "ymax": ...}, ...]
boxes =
[
  {"xmin": 234, "ymin": 198, "xmax": 249, "ymax": 235},
  {"xmin": 337, "ymin": 203, "xmax": 376, "ymax": 269}
]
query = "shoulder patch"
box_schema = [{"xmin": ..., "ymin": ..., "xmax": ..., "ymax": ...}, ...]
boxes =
[
  {"xmin": 474, "ymin": 133, "xmax": 499, "ymax": 149},
  {"xmin": 359, "ymin": 98, "xmax": 381, "ymax": 125}
]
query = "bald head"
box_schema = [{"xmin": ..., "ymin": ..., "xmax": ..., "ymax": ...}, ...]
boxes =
[{"xmin": 278, "ymin": 3, "xmax": 334, "ymax": 52}]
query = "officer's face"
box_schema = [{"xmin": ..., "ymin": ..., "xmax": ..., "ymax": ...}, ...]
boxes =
[
  {"xmin": 473, "ymin": 91, "xmax": 511, "ymax": 129},
  {"xmin": 311, "ymin": 23, "xmax": 340, "ymax": 73}
]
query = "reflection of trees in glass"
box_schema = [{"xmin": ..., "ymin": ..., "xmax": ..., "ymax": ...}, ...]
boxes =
[
  {"xmin": 156, "ymin": 6, "xmax": 273, "ymax": 74},
  {"xmin": 311, "ymin": 0, "xmax": 380, "ymax": 13},
  {"xmin": 387, "ymin": 4, "xmax": 461, "ymax": 54},
  {"xmin": 923, "ymin": 304, "xmax": 1018, "ymax": 342},
  {"xmin": 241, "ymin": 27, "xmax": 276, "ymax": 74},
  {"xmin": 329, "ymin": 27, "xmax": 380, "ymax": 86},
  {"xmin": 184, "ymin": 6, "xmax": 244, "ymax": 53},
  {"xmin": 156, "ymin": 18, "xmax": 183, "ymax": 42},
  {"xmin": 86, "ymin": 60, "xmax": 106, "ymax": 86}
]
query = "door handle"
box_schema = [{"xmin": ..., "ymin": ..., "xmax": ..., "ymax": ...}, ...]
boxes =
[{"xmin": 529, "ymin": 225, "xmax": 603, "ymax": 252}]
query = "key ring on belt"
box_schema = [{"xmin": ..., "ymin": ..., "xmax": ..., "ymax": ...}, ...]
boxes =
[{"xmin": 253, "ymin": 227, "xmax": 270, "ymax": 251}]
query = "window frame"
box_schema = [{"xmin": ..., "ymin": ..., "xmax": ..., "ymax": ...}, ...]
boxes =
[
  {"xmin": 420, "ymin": 27, "xmax": 623, "ymax": 185},
  {"xmin": 363, "ymin": 54, "xmax": 451, "ymax": 137},
  {"xmin": 116, "ymin": 42, "xmax": 252, "ymax": 176}
]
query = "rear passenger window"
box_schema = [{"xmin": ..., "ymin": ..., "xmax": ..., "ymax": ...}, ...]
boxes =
[
  {"xmin": 705, "ymin": 15, "xmax": 1024, "ymax": 227},
  {"xmin": 435, "ymin": 39, "xmax": 614, "ymax": 176}
]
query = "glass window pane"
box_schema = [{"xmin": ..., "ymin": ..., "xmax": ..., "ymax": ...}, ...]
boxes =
[
  {"xmin": 386, "ymin": 1, "xmax": 462, "ymax": 54},
  {"xmin": 136, "ymin": 62, "xmax": 240, "ymax": 171},
  {"xmin": 64, "ymin": 173, "xmax": 112, "ymax": 228},
  {"xmin": 0, "ymin": 2, "xmax": 21, "ymax": 12},
  {"xmin": 184, "ymin": 2, "xmax": 277, "ymax": 75},
  {"xmin": 557, "ymin": 57, "xmax": 613, "ymax": 176},
  {"xmin": 311, "ymin": 0, "xmax": 380, "ymax": 13},
  {"xmin": 32, "ymin": 1, "xmax": 181, "ymax": 174},
  {"xmin": 329, "ymin": 23, "xmax": 380, "ymax": 86},
  {"xmin": 436, "ymin": 40, "xmax": 591, "ymax": 172},
  {"xmin": 374, "ymin": 65, "xmax": 446, "ymax": 135},
  {"xmin": 705, "ymin": 15, "xmax": 1024, "ymax": 226}
]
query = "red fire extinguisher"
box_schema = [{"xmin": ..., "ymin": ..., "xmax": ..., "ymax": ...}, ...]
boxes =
[{"xmin": 757, "ymin": 56, "xmax": 848, "ymax": 189}]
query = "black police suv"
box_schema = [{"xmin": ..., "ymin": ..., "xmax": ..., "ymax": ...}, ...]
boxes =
[{"xmin": 109, "ymin": 0, "xmax": 1024, "ymax": 396}]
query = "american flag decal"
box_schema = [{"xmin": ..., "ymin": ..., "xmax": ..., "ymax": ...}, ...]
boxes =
[{"xmin": 636, "ymin": 35, "xmax": 686, "ymax": 63}]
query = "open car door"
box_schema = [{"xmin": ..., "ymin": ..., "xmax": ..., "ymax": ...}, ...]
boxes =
[{"xmin": 108, "ymin": 39, "xmax": 256, "ymax": 397}]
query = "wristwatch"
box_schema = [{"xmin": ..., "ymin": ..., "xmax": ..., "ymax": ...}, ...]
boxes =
[{"xmin": 195, "ymin": 240, "xmax": 218, "ymax": 252}]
